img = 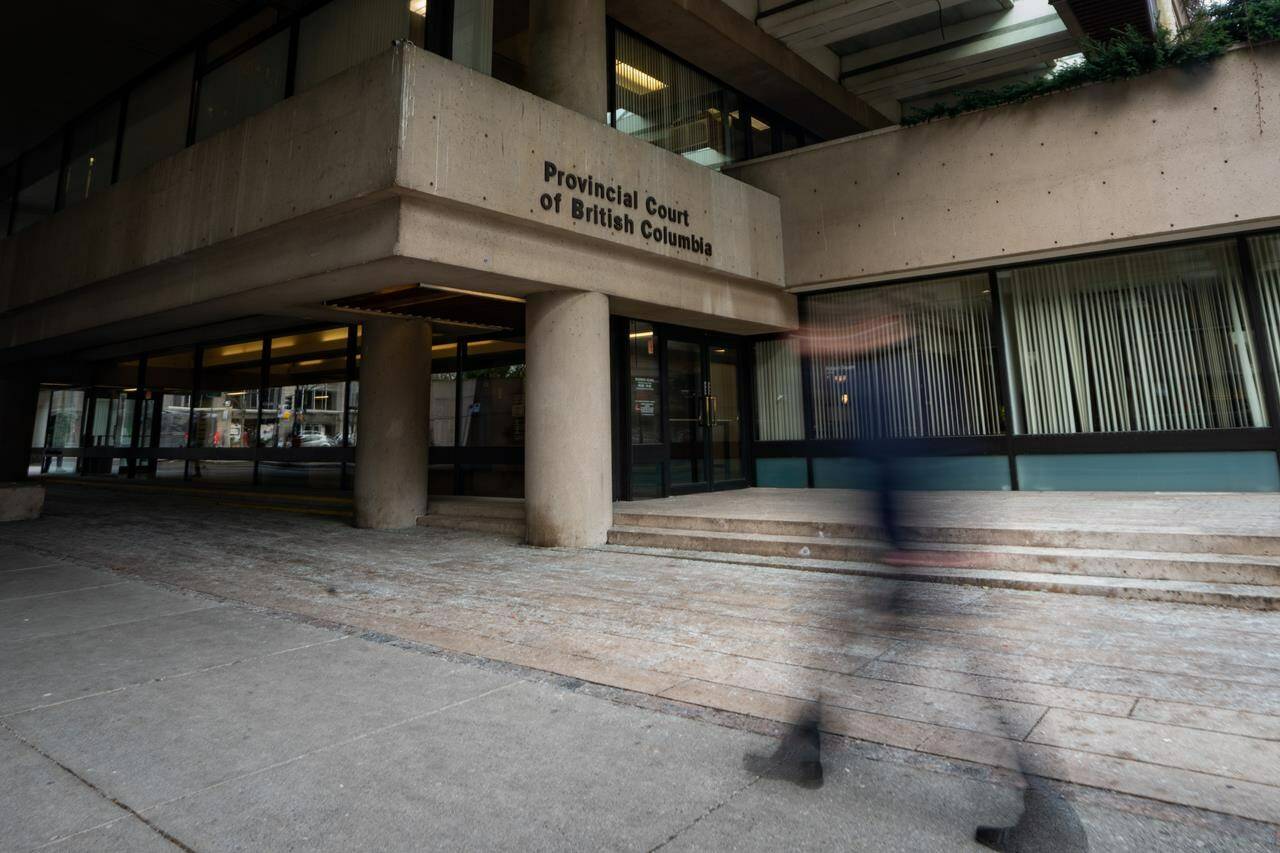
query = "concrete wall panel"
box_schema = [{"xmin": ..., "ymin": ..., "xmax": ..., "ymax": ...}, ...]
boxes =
[
  {"xmin": 729, "ymin": 45, "xmax": 1280, "ymax": 290},
  {"xmin": 394, "ymin": 46, "xmax": 785, "ymax": 288}
]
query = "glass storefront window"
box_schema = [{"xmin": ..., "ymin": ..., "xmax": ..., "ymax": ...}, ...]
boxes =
[
  {"xmin": 460, "ymin": 339, "xmax": 525, "ymax": 448},
  {"xmin": 1002, "ymin": 241, "xmax": 1266, "ymax": 434},
  {"xmin": 754, "ymin": 338, "xmax": 804, "ymax": 441},
  {"xmin": 1248, "ymin": 233, "xmax": 1280, "ymax": 398},
  {"xmin": 195, "ymin": 28, "xmax": 290, "ymax": 142},
  {"xmin": 37, "ymin": 389, "xmax": 85, "ymax": 475},
  {"xmin": 806, "ymin": 275, "xmax": 1001, "ymax": 440},
  {"xmin": 118, "ymin": 53, "xmax": 196, "ymax": 181},
  {"xmin": 62, "ymin": 101, "xmax": 121, "ymax": 210}
]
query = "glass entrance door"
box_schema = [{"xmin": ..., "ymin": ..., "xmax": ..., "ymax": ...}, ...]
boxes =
[{"xmin": 666, "ymin": 337, "xmax": 747, "ymax": 495}]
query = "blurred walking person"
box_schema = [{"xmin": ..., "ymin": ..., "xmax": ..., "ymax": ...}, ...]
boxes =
[{"xmin": 744, "ymin": 289, "xmax": 1086, "ymax": 852}]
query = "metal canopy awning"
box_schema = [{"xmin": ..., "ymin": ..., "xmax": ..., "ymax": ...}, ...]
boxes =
[{"xmin": 324, "ymin": 285, "xmax": 526, "ymax": 336}]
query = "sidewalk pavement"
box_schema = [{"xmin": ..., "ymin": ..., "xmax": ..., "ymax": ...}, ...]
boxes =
[{"xmin": 1, "ymin": 485, "xmax": 1278, "ymax": 851}]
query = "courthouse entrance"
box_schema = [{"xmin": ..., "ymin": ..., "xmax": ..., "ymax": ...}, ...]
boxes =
[{"xmin": 615, "ymin": 319, "xmax": 750, "ymax": 500}]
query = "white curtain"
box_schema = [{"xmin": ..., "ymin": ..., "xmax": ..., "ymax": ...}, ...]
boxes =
[
  {"xmin": 1003, "ymin": 240, "xmax": 1266, "ymax": 434},
  {"xmin": 754, "ymin": 339, "xmax": 805, "ymax": 441}
]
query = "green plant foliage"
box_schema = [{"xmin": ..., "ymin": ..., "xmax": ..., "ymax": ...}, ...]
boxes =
[{"xmin": 901, "ymin": 0, "xmax": 1280, "ymax": 126}]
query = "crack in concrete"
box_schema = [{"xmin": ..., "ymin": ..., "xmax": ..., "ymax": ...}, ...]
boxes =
[
  {"xmin": 1, "ymin": 719, "xmax": 195, "ymax": 852},
  {"xmin": 646, "ymin": 771, "xmax": 765, "ymax": 852}
]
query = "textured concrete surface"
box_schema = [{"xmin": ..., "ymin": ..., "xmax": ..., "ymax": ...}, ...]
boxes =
[
  {"xmin": 1, "ymin": 485, "xmax": 1279, "ymax": 849},
  {"xmin": 525, "ymin": 291, "xmax": 613, "ymax": 548},
  {"xmin": 0, "ymin": 483, "xmax": 44, "ymax": 523},
  {"xmin": 354, "ymin": 317, "xmax": 432, "ymax": 530},
  {"xmin": 730, "ymin": 43, "xmax": 1280, "ymax": 289}
]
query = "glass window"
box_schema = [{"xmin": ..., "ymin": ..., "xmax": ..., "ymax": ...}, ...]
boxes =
[
  {"xmin": 1002, "ymin": 240, "xmax": 1266, "ymax": 434},
  {"xmin": 805, "ymin": 275, "xmax": 1001, "ymax": 440},
  {"xmin": 296, "ymin": 0, "xmax": 412, "ymax": 94},
  {"xmin": 118, "ymin": 53, "xmax": 196, "ymax": 181},
  {"xmin": 432, "ymin": 371, "xmax": 458, "ymax": 447},
  {"xmin": 195, "ymin": 29, "xmax": 290, "ymax": 142},
  {"xmin": 62, "ymin": 101, "xmax": 121, "ymax": 209},
  {"xmin": 749, "ymin": 113, "xmax": 774, "ymax": 158},
  {"xmin": 270, "ymin": 327, "xmax": 352, "ymax": 360},
  {"xmin": 1248, "ymin": 232, "xmax": 1280, "ymax": 398},
  {"xmin": 38, "ymin": 389, "xmax": 85, "ymax": 475},
  {"xmin": 628, "ymin": 322, "xmax": 660, "ymax": 445},
  {"xmin": 451, "ymin": 0, "xmax": 494, "ymax": 75},
  {"xmin": 12, "ymin": 135, "xmax": 62, "ymax": 234},
  {"xmin": 460, "ymin": 339, "xmax": 525, "ymax": 447},
  {"xmin": 754, "ymin": 338, "xmax": 804, "ymax": 441},
  {"xmin": 611, "ymin": 27, "xmax": 810, "ymax": 168},
  {"xmin": 205, "ymin": 9, "xmax": 279, "ymax": 66},
  {"xmin": 613, "ymin": 28, "xmax": 736, "ymax": 168}
]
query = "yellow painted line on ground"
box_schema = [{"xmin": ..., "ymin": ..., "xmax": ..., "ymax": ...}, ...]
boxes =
[{"xmin": 217, "ymin": 501, "xmax": 353, "ymax": 518}]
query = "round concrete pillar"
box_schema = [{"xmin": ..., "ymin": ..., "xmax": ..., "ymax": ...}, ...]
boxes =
[
  {"xmin": 354, "ymin": 317, "xmax": 432, "ymax": 529},
  {"xmin": 527, "ymin": 0, "xmax": 607, "ymax": 120},
  {"xmin": 524, "ymin": 290, "xmax": 612, "ymax": 547}
]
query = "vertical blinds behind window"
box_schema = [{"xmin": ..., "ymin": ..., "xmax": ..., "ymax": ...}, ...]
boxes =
[
  {"xmin": 806, "ymin": 275, "xmax": 1000, "ymax": 440},
  {"xmin": 1250, "ymin": 233, "xmax": 1280, "ymax": 394},
  {"xmin": 1002, "ymin": 241, "xmax": 1266, "ymax": 434}
]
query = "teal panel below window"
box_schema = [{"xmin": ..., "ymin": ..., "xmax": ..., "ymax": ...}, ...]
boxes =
[
  {"xmin": 755, "ymin": 457, "xmax": 807, "ymax": 488},
  {"xmin": 811, "ymin": 456, "xmax": 1011, "ymax": 491},
  {"xmin": 1016, "ymin": 452, "xmax": 1280, "ymax": 492}
]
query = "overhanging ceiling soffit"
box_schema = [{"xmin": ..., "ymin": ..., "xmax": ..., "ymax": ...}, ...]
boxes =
[
  {"xmin": 829, "ymin": 0, "xmax": 1075, "ymax": 121},
  {"xmin": 1049, "ymin": 0, "xmax": 1158, "ymax": 40},
  {"xmin": 607, "ymin": 0, "xmax": 893, "ymax": 136}
]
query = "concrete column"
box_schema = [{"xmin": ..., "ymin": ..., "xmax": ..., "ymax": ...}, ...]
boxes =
[
  {"xmin": 0, "ymin": 376, "xmax": 40, "ymax": 482},
  {"xmin": 354, "ymin": 317, "xmax": 432, "ymax": 529},
  {"xmin": 524, "ymin": 290, "xmax": 612, "ymax": 547},
  {"xmin": 527, "ymin": 0, "xmax": 607, "ymax": 120}
]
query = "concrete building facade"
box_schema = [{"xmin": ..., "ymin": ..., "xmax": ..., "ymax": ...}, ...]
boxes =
[{"xmin": 2, "ymin": 0, "xmax": 1278, "ymax": 543}]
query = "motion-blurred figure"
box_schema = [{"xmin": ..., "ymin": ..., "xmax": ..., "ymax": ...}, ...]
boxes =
[{"xmin": 744, "ymin": 292, "xmax": 1086, "ymax": 851}]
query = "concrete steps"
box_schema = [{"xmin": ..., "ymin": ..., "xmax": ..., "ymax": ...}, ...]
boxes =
[
  {"xmin": 594, "ymin": 544, "xmax": 1280, "ymax": 610},
  {"xmin": 418, "ymin": 496, "xmax": 526, "ymax": 538},
  {"xmin": 610, "ymin": 510, "xmax": 1280, "ymax": 557},
  {"xmin": 605, "ymin": 511, "xmax": 1280, "ymax": 610}
]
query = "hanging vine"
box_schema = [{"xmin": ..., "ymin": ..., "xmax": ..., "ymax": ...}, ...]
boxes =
[{"xmin": 901, "ymin": 0, "xmax": 1280, "ymax": 127}]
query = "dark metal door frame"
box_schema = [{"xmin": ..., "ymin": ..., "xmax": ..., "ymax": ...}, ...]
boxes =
[{"xmin": 615, "ymin": 318, "xmax": 750, "ymax": 500}]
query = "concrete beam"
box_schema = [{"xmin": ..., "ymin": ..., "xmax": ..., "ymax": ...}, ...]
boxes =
[
  {"xmin": 0, "ymin": 44, "xmax": 794, "ymax": 362},
  {"xmin": 761, "ymin": 0, "xmax": 994, "ymax": 54},
  {"xmin": 606, "ymin": 0, "xmax": 892, "ymax": 136},
  {"xmin": 840, "ymin": 1, "xmax": 1074, "ymax": 119}
]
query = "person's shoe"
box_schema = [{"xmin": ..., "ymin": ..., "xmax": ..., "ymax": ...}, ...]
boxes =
[
  {"xmin": 975, "ymin": 783, "xmax": 1089, "ymax": 852},
  {"xmin": 743, "ymin": 714, "xmax": 824, "ymax": 789}
]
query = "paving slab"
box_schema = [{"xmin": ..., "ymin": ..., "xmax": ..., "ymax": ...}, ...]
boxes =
[
  {"xmin": 1028, "ymin": 709, "xmax": 1280, "ymax": 787},
  {"xmin": 0, "ymin": 582, "xmax": 216, "ymax": 644},
  {"xmin": 0, "ymin": 545, "xmax": 68, "ymax": 572},
  {"xmin": 0, "ymin": 728, "xmax": 125, "ymax": 852},
  {"xmin": 40, "ymin": 817, "xmax": 177, "ymax": 853},
  {"xmin": 1129, "ymin": 698, "xmax": 1280, "ymax": 741},
  {"xmin": 141, "ymin": 678, "xmax": 764, "ymax": 852},
  {"xmin": 5, "ymin": 636, "xmax": 518, "ymax": 810},
  {"xmin": 0, "ymin": 564, "xmax": 122, "ymax": 601},
  {"xmin": 0, "ymin": 605, "xmax": 340, "ymax": 715}
]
